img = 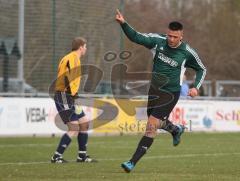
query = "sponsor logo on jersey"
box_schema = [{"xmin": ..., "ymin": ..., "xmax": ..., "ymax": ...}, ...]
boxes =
[{"xmin": 157, "ymin": 52, "xmax": 178, "ymax": 67}]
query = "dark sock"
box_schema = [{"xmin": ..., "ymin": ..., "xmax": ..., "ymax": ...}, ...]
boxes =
[
  {"xmin": 54, "ymin": 133, "xmax": 71, "ymax": 157},
  {"xmin": 130, "ymin": 136, "xmax": 154, "ymax": 165},
  {"xmin": 161, "ymin": 119, "xmax": 179, "ymax": 135},
  {"xmin": 78, "ymin": 132, "xmax": 88, "ymax": 158}
]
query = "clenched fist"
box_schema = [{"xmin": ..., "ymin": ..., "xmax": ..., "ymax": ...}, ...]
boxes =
[{"xmin": 188, "ymin": 88, "xmax": 198, "ymax": 97}]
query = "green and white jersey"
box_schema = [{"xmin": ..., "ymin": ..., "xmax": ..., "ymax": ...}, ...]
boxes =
[{"xmin": 121, "ymin": 22, "xmax": 207, "ymax": 92}]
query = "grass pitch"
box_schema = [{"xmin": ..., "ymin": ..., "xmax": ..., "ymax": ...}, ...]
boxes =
[{"xmin": 0, "ymin": 132, "xmax": 240, "ymax": 181}]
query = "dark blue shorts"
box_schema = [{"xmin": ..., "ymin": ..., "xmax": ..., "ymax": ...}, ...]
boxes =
[
  {"xmin": 147, "ymin": 87, "xmax": 180, "ymax": 120},
  {"xmin": 54, "ymin": 91, "xmax": 85, "ymax": 124}
]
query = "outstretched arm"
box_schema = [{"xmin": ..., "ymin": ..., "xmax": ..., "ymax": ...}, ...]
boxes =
[{"xmin": 115, "ymin": 9, "xmax": 157, "ymax": 49}]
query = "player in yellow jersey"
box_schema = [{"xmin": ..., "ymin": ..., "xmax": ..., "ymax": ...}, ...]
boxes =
[{"xmin": 51, "ymin": 37, "xmax": 97, "ymax": 163}]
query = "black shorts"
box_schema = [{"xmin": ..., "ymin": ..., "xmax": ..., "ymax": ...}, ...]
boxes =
[
  {"xmin": 147, "ymin": 86, "xmax": 180, "ymax": 120},
  {"xmin": 54, "ymin": 91, "xmax": 85, "ymax": 124}
]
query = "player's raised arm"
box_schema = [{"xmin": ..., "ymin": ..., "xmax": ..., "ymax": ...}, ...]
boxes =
[
  {"xmin": 115, "ymin": 9, "xmax": 156, "ymax": 49},
  {"xmin": 116, "ymin": 9, "xmax": 125, "ymax": 24}
]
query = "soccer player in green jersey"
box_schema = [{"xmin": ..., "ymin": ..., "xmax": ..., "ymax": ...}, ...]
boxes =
[{"xmin": 116, "ymin": 9, "xmax": 206, "ymax": 172}]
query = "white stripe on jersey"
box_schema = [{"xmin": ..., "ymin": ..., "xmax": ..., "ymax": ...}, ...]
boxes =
[
  {"xmin": 144, "ymin": 33, "xmax": 165, "ymax": 58},
  {"xmin": 139, "ymin": 33, "xmax": 166, "ymax": 39},
  {"xmin": 150, "ymin": 44, "xmax": 157, "ymax": 58},
  {"xmin": 180, "ymin": 59, "xmax": 186, "ymax": 86},
  {"xmin": 186, "ymin": 45, "xmax": 206, "ymax": 89},
  {"xmin": 61, "ymin": 92, "xmax": 70, "ymax": 109}
]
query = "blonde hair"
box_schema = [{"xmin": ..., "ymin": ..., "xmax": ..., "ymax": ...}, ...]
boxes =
[{"xmin": 72, "ymin": 37, "xmax": 87, "ymax": 51}]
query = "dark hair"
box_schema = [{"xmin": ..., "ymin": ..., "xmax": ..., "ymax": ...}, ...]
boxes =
[
  {"xmin": 168, "ymin": 21, "xmax": 183, "ymax": 31},
  {"xmin": 72, "ymin": 37, "xmax": 87, "ymax": 51}
]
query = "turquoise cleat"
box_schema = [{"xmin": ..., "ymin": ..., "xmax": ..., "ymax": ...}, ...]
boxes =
[
  {"xmin": 121, "ymin": 161, "xmax": 135, "ymax": 173},
  {"xmin": 173, "ymin": 125, "xmax": 185, "ymax": 146}
]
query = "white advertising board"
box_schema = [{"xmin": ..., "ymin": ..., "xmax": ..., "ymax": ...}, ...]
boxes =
[
  {"xmin": 0, "ymin": 97, "xmax": 239, "ymax": 136},
  {"xmin": 169, "ymin": 100, "xmax": 240, "ymax": 132},
  {"xmin": 212, "ymin": 101, "xmax": 240, "ymax": 131},
  {"xmin": 0, "ymin": 97, "xmax": 94, "ymax": 136}
]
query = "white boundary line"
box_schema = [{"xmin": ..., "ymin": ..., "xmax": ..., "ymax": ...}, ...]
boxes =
[
  {"xmin": 0, "ymin": 144, "xmax": 54, "ymax": 148},
  {"xmin": 0, "ymin": 152, "xmax": 239, "ymax": 166},
  {"xmin": 0, "ymin": 143, "xmax": 130, "ymax": 149}
]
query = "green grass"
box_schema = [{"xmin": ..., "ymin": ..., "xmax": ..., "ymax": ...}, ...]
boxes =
[{"xmin": 0, "ymin": 132, "xmax": 240, "ymax": 181}]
